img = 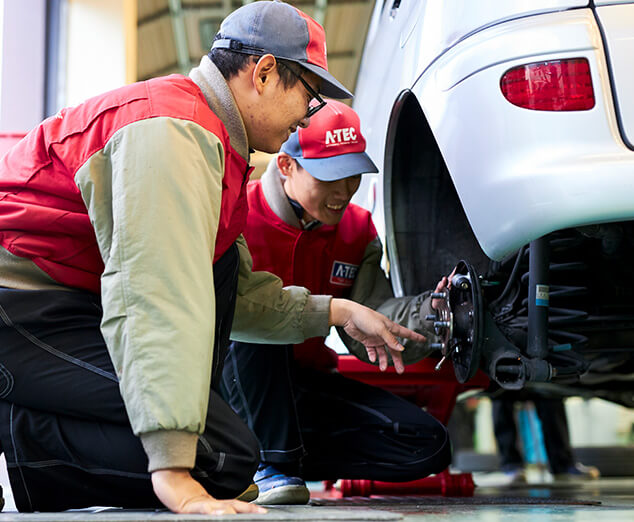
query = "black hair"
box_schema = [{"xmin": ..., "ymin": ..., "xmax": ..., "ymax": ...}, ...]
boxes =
[{"xmin": 208, "ymin": 35, "xmax": 302, "ymax": 90}]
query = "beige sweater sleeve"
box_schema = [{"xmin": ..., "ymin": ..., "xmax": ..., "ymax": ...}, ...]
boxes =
[
  {"xmin": 231, "ymin": 234, "xmax": 332, "ymax": 344},
  {"xmin": 75, "ymin": 117, "xmax": 226, "ymax": 471}
]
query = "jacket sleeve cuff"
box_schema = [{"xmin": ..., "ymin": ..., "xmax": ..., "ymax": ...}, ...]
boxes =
[
  {"xmin": 419, "ymin": 292, "xmax": 435, "ymax": 329},
  {"xmin": 301, "ymin": 294, "xmax": 332, "ymax": 339},
  {"xmin": 140, "ymin": 430, "xmax": 199, "ymax": 472}
]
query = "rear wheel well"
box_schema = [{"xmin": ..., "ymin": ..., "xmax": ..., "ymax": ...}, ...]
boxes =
[{"xmin": 384, "ymin": 90, "xmax": 490, "ymax": 295}]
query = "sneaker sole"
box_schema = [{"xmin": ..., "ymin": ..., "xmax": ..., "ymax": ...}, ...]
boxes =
[
  {"xmin": 236, "ymin": 483, "xmax": 259, "ymax": 502},
  {"xmin": 254, "ymin": 485, "xmax": 310, "ymax": 505},
  {"xmin": 553, "ymin": 474, "xmax": 600, "ymax": 482}
]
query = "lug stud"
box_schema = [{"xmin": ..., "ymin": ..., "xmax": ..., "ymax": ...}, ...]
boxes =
[{"xmin": 434, "ymin": 321, "xmax": 450, "ymax": 329}]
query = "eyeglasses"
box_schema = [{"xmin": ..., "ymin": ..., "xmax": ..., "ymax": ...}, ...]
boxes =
[{"xmin": 278, "ymin": 62, "xmax": 327, "ymax": 118}]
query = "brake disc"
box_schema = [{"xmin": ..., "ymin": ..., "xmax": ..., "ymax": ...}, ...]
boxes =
[{"xmin": 448, "ymin": 260, "xmax": 483, "ymax": 383}]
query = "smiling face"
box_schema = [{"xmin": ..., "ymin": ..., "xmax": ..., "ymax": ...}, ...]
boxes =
[
  {"xmin": 279, "ymin": 154, "xmax": 361, "ymax": 225},
  {"xmin": 235, "ymin": 56, "xmax": 322, "ymax": 153}
]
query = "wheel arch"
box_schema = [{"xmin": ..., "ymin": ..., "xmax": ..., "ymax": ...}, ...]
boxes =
[{"xmin": 383, "ymin": 90, "xmax": 490, "ymax": 296}]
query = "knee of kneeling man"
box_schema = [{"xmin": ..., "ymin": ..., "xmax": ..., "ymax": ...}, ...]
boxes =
[
  {"xmin": 433, "ymin": 421, "xmax": 450, "ymax": 447},
  {"xmin": 433, "ymin": 421, "xmax": 451, "ymax": 446},
  {"xmin": 239, "ymin": 428, "xmax": 260, "ymax": 473},
  {"xmin": 431, "ymin": 423, "xmax": 453, "ymax": 470},
  {"xmin": 413, "ymin": 422, "xmax": 452, "ymax": 475},
  {"xmin": 223, "ymin": 432, "xmax": 260, "ymax": 498}
]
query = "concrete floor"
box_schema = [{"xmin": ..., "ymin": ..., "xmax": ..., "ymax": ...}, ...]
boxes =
[{"xmin": 2, "ymin": 468, "xmax": 634, "ymax": 521}]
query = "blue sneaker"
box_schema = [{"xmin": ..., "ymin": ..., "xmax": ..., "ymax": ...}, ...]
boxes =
[{"xmin": 254, "ymin": 464, "xmax": 310, "ymax": 505}]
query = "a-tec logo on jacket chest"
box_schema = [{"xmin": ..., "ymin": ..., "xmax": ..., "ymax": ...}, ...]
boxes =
[
  {"xmin": 325, "ymin": 127, "xmax": 357, "ymax": 146},
  {"xmin": 330, "ymin": 261, "xmax": 358, "ymax": 286}
]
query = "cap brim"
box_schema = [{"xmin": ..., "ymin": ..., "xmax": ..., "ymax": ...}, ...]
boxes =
[
  {"xmin": 296, "ymin": 151, "xmax": 378, "ymax": 181},
  {"xmin": 294, "ymin": 61, "xmax": 353, "ymax": 99}
]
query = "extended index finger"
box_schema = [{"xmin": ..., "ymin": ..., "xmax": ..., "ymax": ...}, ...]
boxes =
[
  {"xmin": 389, "ymin": 322, "xmax": 426, "ymax": 344},
  {"xmin": 375, "ymin": 324, "xmax": 406, "ymax": 353}
]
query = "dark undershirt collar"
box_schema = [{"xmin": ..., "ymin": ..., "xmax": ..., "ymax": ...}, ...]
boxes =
[{"xmin": 287, "ymin": 197, "xmax": 321, "ymax": 230}]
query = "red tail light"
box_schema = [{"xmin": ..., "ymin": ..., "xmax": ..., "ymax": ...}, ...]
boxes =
[{"xmin": 500, "ymin": 58, "xmax": 595, "ymax": 111}]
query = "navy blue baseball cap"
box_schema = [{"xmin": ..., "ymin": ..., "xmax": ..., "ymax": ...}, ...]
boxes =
[
  {"xmin": 211, "ymin": 1, "xmax": 352, "ymax": 99},
  {"xmin": 280, "ymin": 100, "xmax": 378, "ymax": 181}
]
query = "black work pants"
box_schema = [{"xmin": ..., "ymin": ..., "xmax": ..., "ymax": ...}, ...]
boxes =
[
  {"xmin": 492, "ymin": 394, "xmax": 574, "ymax": 474},
  {"xmin": 0, "ymin": 245, "xmax": 259, "ymax": 512},
  {"xmin": 221, "ymin": 342, "xmax": 452, "ymax": 482}
]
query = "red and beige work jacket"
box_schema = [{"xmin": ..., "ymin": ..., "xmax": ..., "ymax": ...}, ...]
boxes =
[
  {"xmin": 0, "ymin": 57, "xmax": 332, "ymax": 472},
  {"xmin": 0, "ymin": 74, "xmax": 250, "ymax": 292}
]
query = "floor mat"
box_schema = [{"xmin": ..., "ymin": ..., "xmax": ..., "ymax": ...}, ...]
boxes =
[
  {"xmin": 0, "ymin": 506, "xmax": 402, "ymax": 521},
  {"xmin": 310, "ymin": 495, "xmax": 602, "ymax": 507}
]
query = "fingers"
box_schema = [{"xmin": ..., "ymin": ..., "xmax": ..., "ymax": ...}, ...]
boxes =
[
  {"xmin": 377, "ymin": 346, "xmax": 388, "ymax": 371},
  {"xmin": 231, "ymin": 500, "xmax": 267, "ymax": 514},
  {"xmin": 199, "ymin": 501, "xmax": 237, "ymax": 516},
  {"xmin": 189, "ymin": 499, "xmax": 266, "ymax": 515},
  {"xmin": 388, "ymin": 322, "xmax": 426, "ymax": 344},
  {"xmin": 434, "ymin": 276, "xmax": 448, "ymax": 293},
  {"xmin": 369, "ymin": 321, "xmax": 405, "ymax": 353},
  {"xmin": 389, "ymin": 348, "xmax": 405, "ymax": 374},
  {"xmin": 366, "ymin": 344, "xmax": 405, "ymax": 373},
  {"xmin": 431, "ymin": 277, "xmax": 448, "ymax": 311},
  {"xmin": 150, "ymin": 469, "xmax": 268, "ymax": 516}
]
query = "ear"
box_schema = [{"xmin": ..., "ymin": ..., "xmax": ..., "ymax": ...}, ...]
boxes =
[
  {"xmin": 277, "ymin": 153, "xmax": 295, "ymax": 177},
  {"xmin": 252, "ymin": 54, "xmax": 278, "ymax": 95}
]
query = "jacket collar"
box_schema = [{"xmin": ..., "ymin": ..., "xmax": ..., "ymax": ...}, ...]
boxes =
[
  {"xmin": 189, "ymin": 55, "xmax": 250, "ymax": 162},
  {"xmin": 261, "ymin": 159, "xmax": 303, "ymax": 229}
]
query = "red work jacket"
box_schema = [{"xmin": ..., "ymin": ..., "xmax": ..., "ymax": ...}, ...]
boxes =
[{"xmin": 244, "ymin": 179, "xmax": 377, "ymax": 370}]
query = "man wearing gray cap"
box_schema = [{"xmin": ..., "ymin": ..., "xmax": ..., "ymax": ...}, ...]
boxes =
[{"xmin": 0, "ymin": 1, "xmax": 426, "ymax": 516}]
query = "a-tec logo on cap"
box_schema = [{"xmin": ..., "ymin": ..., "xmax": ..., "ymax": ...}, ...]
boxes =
[
  {"xmin": 325, "ymin": 127, "xmax": 358, "ymax": 147},
  {"xmin": 330, "ymin": 260, "xmax": 358, "ymax": 286}
]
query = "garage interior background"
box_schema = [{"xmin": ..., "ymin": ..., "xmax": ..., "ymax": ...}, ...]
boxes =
[
  {"xmin": 0, "ymin": 0, "xmax": 633, "ymax": 469},
  {"xmin": 138, "ymin": 0, "xmax": 374, "ymax": 173}
]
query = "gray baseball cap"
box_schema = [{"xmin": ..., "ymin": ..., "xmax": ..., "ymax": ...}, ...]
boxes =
[{"xmin": 211, "ymin": 1, "xmax": 352, "ymax": 99}]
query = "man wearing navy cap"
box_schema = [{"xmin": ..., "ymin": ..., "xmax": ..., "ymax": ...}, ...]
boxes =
[
  {"xmin": 222, "ymin": 100, "xmax": 452, "ymax": 505},
  {"xmin": 0, "ymin": 1, "xmax": 427, "ymax": 515}
]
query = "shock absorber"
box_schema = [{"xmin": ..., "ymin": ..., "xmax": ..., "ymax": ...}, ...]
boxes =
[
  {"xmin": 527, "ymin": 236, "xmax": 550, "ymax": 360},
  {"xmin": 520, "ymin": 234, "xmax": 590, "ymax": 379}
]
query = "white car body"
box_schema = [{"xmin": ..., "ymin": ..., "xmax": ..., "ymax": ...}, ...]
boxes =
[
  {"xmin": 354, "ymin": 0, "xmax": 634, "ymax": 270},
  {"xmin": 351, "ymin": 1, "xmax": 634, "ymax": 392}
]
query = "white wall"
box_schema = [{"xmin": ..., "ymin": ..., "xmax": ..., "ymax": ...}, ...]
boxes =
[
  {"xmin": 0, "ymin": 0, "xmax": 46, "ymax": 132},
  {"xmin": 567, "ymin": 397, "xmax": 634, "ymax": 447},
  {"xmin": 65, "ymin": 0, "xmax": 130, "ymax": 106},
  {"xmin": 0, "ymin": 0, "xmax": 135, "ymax": 130}
]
